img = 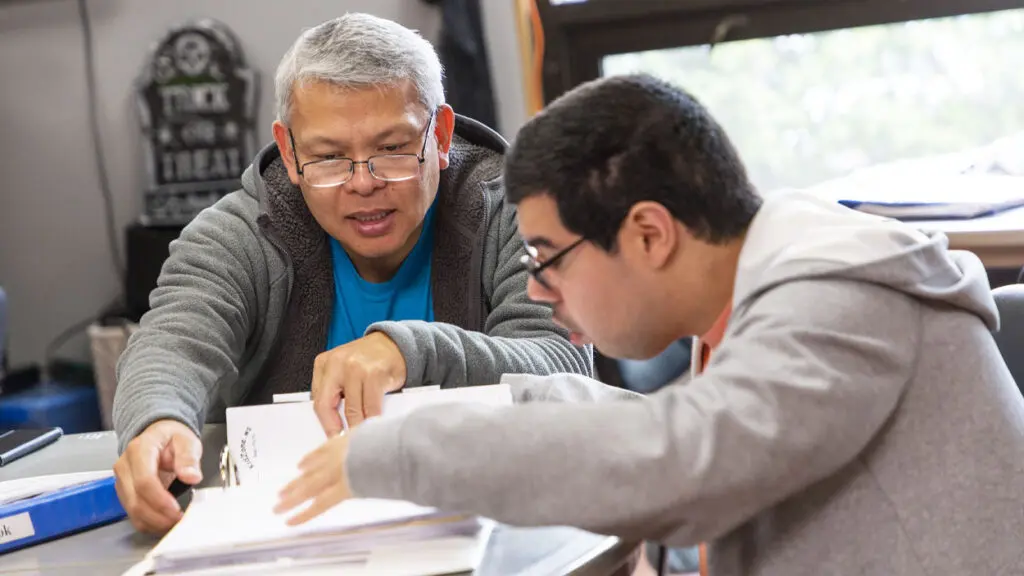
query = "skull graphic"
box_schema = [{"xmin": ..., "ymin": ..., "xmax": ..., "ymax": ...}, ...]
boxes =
[{"xmin": 174, "ymin": 33, "xmax": 211, "ymax": 77}]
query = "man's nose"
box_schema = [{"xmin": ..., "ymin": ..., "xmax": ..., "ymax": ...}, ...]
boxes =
[{"xmin": 347, "ymin": 163, "xmax": 384, "ymax": 197}]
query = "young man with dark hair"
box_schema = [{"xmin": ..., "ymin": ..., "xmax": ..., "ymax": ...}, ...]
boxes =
[{"xmin": 277, "ymin": 74, "xmax": 1024, "ymax": 575}]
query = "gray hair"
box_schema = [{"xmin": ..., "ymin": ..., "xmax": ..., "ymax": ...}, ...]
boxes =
[{"xmin": 275, "ymin": 13, "xmax": 445, "ymax": 124}]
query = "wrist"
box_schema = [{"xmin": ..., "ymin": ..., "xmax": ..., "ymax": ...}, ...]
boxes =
[
  {"xmin": 365, "ymin": 321, "xmax": 424, "ymax": 389},
  {"xmin": 369, "ymin": 330, "xmax": 407, "ymax": 391}
]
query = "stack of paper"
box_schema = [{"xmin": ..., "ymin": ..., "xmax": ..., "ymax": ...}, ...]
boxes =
[
  {"xmin": 129, "ymin": 485, "xmax": 491, "ymax": 575},
  {"xmin": 225, "ymin": 383, "xmax": 513, "ymax": 486}
]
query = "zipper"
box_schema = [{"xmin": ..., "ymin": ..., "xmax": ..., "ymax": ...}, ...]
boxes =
[{"xmin": 468, "ymin": 181, "xmax": 496, "ymax": 332}]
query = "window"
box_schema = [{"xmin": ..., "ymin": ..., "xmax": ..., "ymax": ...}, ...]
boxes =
[
  {"xmin": 537, "ymin": 1, "xmax": 1024, "ymax": 191},
  {"xmin": 603, "ymin": 9, "xmax": 1024, "ymax": 191}
]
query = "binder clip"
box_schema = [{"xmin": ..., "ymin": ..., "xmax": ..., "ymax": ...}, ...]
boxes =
[{"xmin": 219, "ymin": 444, "xmax": 239, "ymax": 489}]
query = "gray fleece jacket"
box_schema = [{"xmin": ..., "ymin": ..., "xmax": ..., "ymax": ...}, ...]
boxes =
[
  {"xmin": 345, "ymin": 190, "xmax": 1024, "ymax": 575},
  {"xmin": 112, "ymin": 115, "xmax": 592, "ymax": 452}
]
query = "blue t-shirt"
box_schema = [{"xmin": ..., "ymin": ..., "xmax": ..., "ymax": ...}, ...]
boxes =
[{"xmin": 326, "ymin": 204, "xmax": 437, "ymax": 350}]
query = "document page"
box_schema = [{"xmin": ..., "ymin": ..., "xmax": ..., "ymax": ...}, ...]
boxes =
[{"xmin": 225, "ymin": 384, "xmax": 513, "ymax": 486}]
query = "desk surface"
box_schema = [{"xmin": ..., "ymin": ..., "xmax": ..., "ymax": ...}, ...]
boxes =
[
  {"xmin": 0, "ymin": 428, "xmax": 635, "ymax": 576},
  {"xmin": 916, "ymin": 205, "xmax": 1024, "ymax": 245},
  {"xmin": 912, "ymin": 206, "xmax": 1024, "ymax": 268}
]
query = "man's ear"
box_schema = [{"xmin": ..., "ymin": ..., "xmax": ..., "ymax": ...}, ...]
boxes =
[
  {"xmin": 272, "ymin": 120, "xmax": 301, "ymax": 186},
  {"xmin": 620, "ymin": 201, "xmax": 678, "ymax": 269},
  {"xmin": 434, "ymin": 104, "xmax": 455, "ymax": 170}
]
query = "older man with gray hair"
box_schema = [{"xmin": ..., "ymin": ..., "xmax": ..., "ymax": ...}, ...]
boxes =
[{"xmin": 111, "ymin": 12, "xmax": 591, "ymax": 534}]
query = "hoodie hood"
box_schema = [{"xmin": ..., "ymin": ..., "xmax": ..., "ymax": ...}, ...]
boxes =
[{"xmin": 735, "ymin": 190, "xmax": 998, "ymax": 330}]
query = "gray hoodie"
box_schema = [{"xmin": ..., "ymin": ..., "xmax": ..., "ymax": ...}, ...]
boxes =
[{"xmin": 345, "ymin": 190, "xmax": 1024, "ymax": 575}]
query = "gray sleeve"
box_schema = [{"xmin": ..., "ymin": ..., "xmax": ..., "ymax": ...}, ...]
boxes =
[
  {"xmin": 112, "ymin": 204, "xmax": 261, "ymax": 453},
  {"xmin": 345, "ymin": 279, "xmax": 919, "ymax": 545},
  {"xmin": 365, "ymin": 201, "xmax": 593, "ymax": 389}
]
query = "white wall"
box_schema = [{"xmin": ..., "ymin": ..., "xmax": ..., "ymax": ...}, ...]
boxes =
[
  {"xmin": 481, "ymin": 0, "xmax": 530, "ymax": 140},
  {"xmin": 0, "ymin": 0, "xmax": 458, "ymax": 367}
]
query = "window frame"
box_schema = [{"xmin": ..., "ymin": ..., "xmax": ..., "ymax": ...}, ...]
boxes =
[{"xmin": 536, "ymin": 0, "xmax": 1024, "ymax": 103}]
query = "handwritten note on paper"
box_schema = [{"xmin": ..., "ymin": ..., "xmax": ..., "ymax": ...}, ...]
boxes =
[{"xmin": 226, "ymin": 401, "xmax": 326, "ymax": 486}]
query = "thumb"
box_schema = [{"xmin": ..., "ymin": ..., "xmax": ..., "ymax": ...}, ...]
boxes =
[{"xmin": 170, "ymin": 430, "xmax": 203, "ymax": 485}]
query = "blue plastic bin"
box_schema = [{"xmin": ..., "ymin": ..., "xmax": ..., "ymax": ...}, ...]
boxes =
[{"xmin": 0, "ymin": 382, "xmax": 102, "ymax": 434}]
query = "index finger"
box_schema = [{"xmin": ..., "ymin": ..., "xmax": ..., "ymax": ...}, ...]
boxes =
[
  {"xmin": 362, "ymin": 379, "xmax": 384, "ymax": 420},
  {"xmin": 128, "ymin": 441, "xmax": 182, "ymax": 519},
  {"xmin": 342, "ymin": 375, "xmax": 365, "ymax": 428},
  {"xmin": 312, "ymin": 356, "xmax": 345, "ymax": 436}
]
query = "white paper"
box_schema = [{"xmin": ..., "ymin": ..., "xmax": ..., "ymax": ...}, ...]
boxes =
[
  {"xmin": 151, "ymin": 486, "xmax": 444, "ymax": 557},
  {"xmin": 272, "ymin": 392, "xmax": 314, "ymax": 404},
  {"xmin": 226, "ymin": 401, "xmax": 326, "ymax": 486},
  {"xmin": 226, "ymin": 384, "xmax": 512, "ymax": 487},
  {"xmin": 0, "ymin": 470, "xmax": 113, "ymax": 506},
  {"xmin": 136, "ymin": 483, "xmax": 491, "ymax": 576}
]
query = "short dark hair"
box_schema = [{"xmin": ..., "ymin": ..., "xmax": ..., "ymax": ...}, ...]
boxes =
[{"xmin": 505, "ymin": 74, "xmax": 761, "ymax": 250}]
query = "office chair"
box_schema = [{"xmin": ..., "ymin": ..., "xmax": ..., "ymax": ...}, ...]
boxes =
[{"xmin": 991, "ymin": 283, "xmax": 1024, "ymax": 396}]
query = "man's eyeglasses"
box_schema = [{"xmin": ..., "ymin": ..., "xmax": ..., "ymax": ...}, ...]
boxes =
[
  {"xmin": 288, "ymin": 112, "xmax": 435, "ymax": 188},
  {"xmin": 520, "ymin": 237, "xmax": 586, "ymax": 289}
]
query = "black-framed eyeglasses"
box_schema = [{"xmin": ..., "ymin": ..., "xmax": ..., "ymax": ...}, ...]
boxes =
[
  {"xmin": 288, "ymin": 112, "xmax": 435, "ymax": 188},
  {"xmin": 520, "ymin": 237, "xmax": 586, "ymax": 289}
]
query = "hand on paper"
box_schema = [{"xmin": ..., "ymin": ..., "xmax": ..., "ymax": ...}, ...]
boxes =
[
  {"xmin": 311, "ymin": 331, "xmax": 407, "ymax": 434},
  {"xmin": 113, "ymin": 419, "xmax": 203, "ymax": 534},
  {"xmin": 274, "ymin": 432, "xmax": 353, "ymax": 525}
]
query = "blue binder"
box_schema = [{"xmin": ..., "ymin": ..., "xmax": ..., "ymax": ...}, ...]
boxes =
[{"xmin": 0, "ymin": 476, "xmax": 127, "ymax": 554}]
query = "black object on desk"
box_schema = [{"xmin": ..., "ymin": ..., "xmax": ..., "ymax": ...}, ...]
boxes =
[
  {"xmin": 167, "ymin": 478, "xmax": 195, "ymax": 498},
  {"xmin": 0, "ymin": 427, "xmax": 63, "ymax": 466}
]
